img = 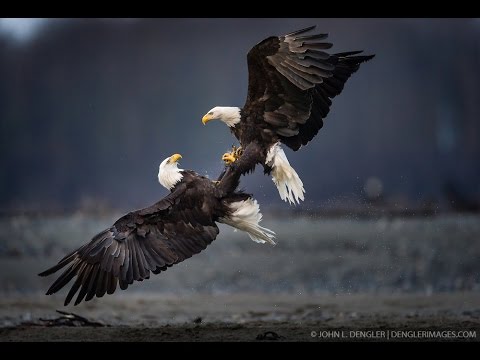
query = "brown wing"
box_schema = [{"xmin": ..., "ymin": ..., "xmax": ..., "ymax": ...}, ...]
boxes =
[
  {"xmin": 244, "ymin": 26, "xmax": 374, "ymax": 150},
  {"xmin": 38, "ymin": 183, "xmax": 219, "ymax": 305}
]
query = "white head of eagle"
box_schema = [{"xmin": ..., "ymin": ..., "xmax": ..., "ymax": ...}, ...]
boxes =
[
  {"xmin": 158, "ymin": 153, "xmax": 184, "ymax": 190},
  {"xmin": 202, "ymin": 106, "xmax": 241, "ymax": 128}
]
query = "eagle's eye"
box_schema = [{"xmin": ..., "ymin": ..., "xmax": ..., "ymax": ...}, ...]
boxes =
[{"xmin": 208, "ymin": 111, "xmax": 214, "ymax": 115}]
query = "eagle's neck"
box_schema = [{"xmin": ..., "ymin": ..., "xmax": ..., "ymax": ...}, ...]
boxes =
[
  {"xmin": 219, "ymin": 107, "xmax": 241, "ymax": 128},
  {"xmin": 158, "ymin": 165, "xmax": 184, "ymax": 190}
]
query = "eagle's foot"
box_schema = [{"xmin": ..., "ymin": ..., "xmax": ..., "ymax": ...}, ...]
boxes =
[
  {"xmin": 222, "ymin": 152, "xmax": 237, "ymax": 164},
  {"xmin": 222, "ymin": 145, "xmax": 243, "ymax": 165}
]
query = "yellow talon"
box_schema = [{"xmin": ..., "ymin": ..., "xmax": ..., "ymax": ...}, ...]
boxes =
[{"xmin": 222, "ymin": 153, "xmax": 236, "ymax": 164}]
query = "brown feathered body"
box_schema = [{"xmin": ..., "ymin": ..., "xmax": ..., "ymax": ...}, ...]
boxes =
[{"xmin": 39, "ymin": 170, "xmax": 252, "ymax": 305}]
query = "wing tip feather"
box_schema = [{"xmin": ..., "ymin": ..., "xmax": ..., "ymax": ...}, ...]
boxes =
[{"xmin": 285, "ymin": 25, "xmax": 316, "ymax": 37}]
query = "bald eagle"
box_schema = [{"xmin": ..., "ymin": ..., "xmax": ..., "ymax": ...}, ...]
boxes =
[
  {"xmin": 39, "ymin": 154, "xmax": 275, "ymax": 306},
  {"xmin": 202, "ymin": 26, "xmax": 374, "ymax": 204}
]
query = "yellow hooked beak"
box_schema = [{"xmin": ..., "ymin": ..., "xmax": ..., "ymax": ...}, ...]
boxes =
[
  {"xmin": 169, "ymin": 153, "xmax": 182, "ymax": 163},
  {"xmin": 202, "ymin": 113, "xmax": 213, "ymax": 125}
]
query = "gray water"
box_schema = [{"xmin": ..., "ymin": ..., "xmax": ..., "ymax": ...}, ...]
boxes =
[{"xmin": 1, "ymin": 214, "xmax": 479, "ymax": 296}]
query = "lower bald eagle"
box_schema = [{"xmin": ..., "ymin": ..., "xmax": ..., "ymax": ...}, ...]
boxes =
[
  {"xmin": 39, "ymin": 154, "xmax": 275, "ymax": 306},
  {"xmin": 202, "ymin": 26, "xmax": 374, "ymax": 204}
]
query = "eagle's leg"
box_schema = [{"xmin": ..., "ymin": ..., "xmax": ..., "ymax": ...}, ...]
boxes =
[
  {"xmin": 222, "ymin": 145, "xmax": 243, "ymax": 165},
  {"xmin": 234, "ymin": 146, "xmax": 243, "ymax": 158}
]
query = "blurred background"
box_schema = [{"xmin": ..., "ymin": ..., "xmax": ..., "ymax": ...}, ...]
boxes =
[
  {"xmin": 0, "ymin": 19, "xmax": 479, "ymax": 299},
  {"xmin": 1, "ymin": 18, "xmax": 479, "ymax": 214}
]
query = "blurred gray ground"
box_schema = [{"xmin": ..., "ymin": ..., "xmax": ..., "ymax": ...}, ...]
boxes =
[
  {"xmin": 1, "ymin": 214, "xmax": 479, "ymax": 295},
  {"xmin": 1, "ymin": 213, "xmax": 479, "ymax": 341},
  {"xmin": 1, "ymin": 292, "xmax": 479, "ymax": 341}
]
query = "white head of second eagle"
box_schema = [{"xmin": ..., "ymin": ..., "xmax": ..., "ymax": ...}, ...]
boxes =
[{"xmin": 202, "ymin": 106, "xmax": 241, "ymax": 128}]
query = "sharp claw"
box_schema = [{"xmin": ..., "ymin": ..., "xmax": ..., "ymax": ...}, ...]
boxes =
[{"xmin": 222, "ymin": 152, "xmax": 236, "ymax": 164}]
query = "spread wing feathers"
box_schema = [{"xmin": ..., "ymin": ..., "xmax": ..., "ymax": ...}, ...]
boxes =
[
  {"xmin": 267, "ymin": 28, "xmax": 334, "ymax": 92},
  {"xmin": 38, "ymin": 184, "xmax": 219, "ymax": 306},
  {"xmin": 281, "ymin": 51, "xmax": 375, "ymax": 150},
  {"xmin": 244, "ymin": 26, "xmax": 374, "ymax": 151},
  {"xmin": 245, "ymin": 25, "xmax": 334, "ymax": 103}
]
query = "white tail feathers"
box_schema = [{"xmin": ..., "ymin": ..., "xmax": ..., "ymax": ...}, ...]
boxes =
[
  {"xmin": 266, "ymin": 143, "xmax": 305, "ymax": 205},
  {"xmin": 219, "ymin": 198, "xmax": 276, "ymax": 245}
]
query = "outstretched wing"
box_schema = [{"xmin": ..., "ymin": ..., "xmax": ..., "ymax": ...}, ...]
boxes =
[
  {"xmin": 244, "ymin": 26, "xmax": 374, "ymax": 150},
  {"xmin": 39, "ymin": 183, "xmax": 219, "ymax": 305}
]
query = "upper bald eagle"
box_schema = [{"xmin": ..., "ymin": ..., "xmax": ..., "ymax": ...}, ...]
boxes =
[
  {"xmin": 202, "ymin": 26, "xmax": 374, "ymax": 204},
  {"xmin": 39, "ymin": 154, "xmax": 275, "ymax": 306}
]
